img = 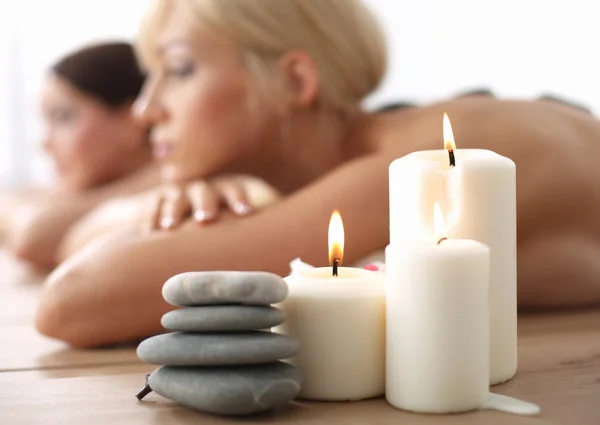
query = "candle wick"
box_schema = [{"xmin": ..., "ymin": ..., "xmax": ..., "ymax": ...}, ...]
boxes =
[
  {"xmin": 437, "ymin": 237, "xmax": 448, "ymax": 245},
  {"xmin": 135, "ymin": 374, "xmax": 153, "ymax": 401},
  {"xmin": 332, "ymin": 258, "xmax": 340, "ymax": 277},
  {"xmin": 448, "ymin": 149, "xmax": 456, "ymax": 167}
]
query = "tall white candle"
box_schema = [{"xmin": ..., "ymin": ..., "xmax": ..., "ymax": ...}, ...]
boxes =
[
  {"xmin": 388, "ymin": 115, "xmax": 517, "ymax": 385},
  {"xmin": 386, "ymin": 207, "xmax": 490, "ymax": 412},
  {"xmin": 274, "ymin": 267, "xmax": 386, "ymax": 401}
]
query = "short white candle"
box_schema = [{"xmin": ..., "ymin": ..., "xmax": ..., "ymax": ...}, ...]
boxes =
[
  {"xmin": 386, "ymin": 207, "xmax": 490, "ymax": 412},
  {"xmin": 274, "ymin": 267, "xmax": 385, "ymax": 400},
  {"xmin": 274, "ymin": 212, "xmax": 386, "ymax": 401},
  {"xmin": 388, "ymin": 114, "xmax": 517, "ymax": 385}
]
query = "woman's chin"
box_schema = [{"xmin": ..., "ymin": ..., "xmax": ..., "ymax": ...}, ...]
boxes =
[
  {"xmin": 160, "ymin": 164, "xmax": 204, "ymax": 184},
  {"xmin": 57, "ymin": 175, "xmax": 93, "ymax": 193}
]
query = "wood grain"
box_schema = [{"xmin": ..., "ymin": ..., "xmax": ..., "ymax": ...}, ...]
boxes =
[
  {"xmin": 0, "ymin": 249, "xmax": 598, "ymax": 424},
  {"xmin": 0, "ymin": 310, "xmax": 598, "ymax": 424},
  {"xmin": 0, "ymin": 283, "xmax": 40, "ymax": 325},
  {"xmin": 0, "ymin": 363, "xmax": 153, "ymax": 381},
  {"xmin": 0, "ymin": 250, "xmax": 44, "ymax": 325},
  {"xmin": 0, "ymin": 325, "xmax": 141, "ymax": 371},
  {"xmin": 0, "ymin": 372, "xmax": 553, "ymax": 425}
]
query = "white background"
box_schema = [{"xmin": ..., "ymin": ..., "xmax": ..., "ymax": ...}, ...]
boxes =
[{"xmin": 1, "ymin": 0, "xmax": 599, "ymax": 186}]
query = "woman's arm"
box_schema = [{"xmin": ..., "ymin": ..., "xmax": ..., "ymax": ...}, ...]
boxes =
[
  {"xmin": 35, "ymin": 154, "xmax": 391, "ymax": 347},
  {"xmin": 56, "ymin": 193, "xmax": 153, "ymax": 262},
  {"xmin": 57, "ymin": 175, "xmax": 282, "ymax": 262},
  {"xmin": 7, "ymin": 195, "xmax": 97, "ymax": 269},
  {"xmin": 5, "ymin": 166, "xmax": 159, "ymax": 269}
]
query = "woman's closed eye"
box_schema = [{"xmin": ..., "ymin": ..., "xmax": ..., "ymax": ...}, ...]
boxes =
[
  {"xmin": 50, "ymin": 107, "xmax": 77, "ymax": 123},
  {"xmin": 166, "ymin": 62, "xmax": 195, "ymax": 78}
]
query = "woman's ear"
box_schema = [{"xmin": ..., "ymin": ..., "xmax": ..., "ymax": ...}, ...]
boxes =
[{"xmin": 277, "ymin": 51, "xmax": 320, "ymax": 108}]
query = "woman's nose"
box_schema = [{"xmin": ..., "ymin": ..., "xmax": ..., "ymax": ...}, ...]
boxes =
[
  {"xmin": 41, "ymin": 135, "xmax": 53, "ymax": 154},
  {"xmin": 133, "ymin": 79, "xmax": 167, "ymax": 126}
]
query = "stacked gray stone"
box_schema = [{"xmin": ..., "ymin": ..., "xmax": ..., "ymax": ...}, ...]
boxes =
[{"xmin": 136, "ymin": 271, "xmax": 302, "ymax": 415}]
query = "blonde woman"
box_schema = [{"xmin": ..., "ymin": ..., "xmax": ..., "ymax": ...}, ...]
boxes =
[{"xmin": 37, "ymin": 0, "xmax": 600, "ymax": 347}]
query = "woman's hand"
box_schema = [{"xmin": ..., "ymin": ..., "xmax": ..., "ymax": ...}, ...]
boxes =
[{"xmin": 149, "ymin": 175, "xmax": 281, "ymax": 230}]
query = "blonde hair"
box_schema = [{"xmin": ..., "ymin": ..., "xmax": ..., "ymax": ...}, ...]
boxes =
[{"xmin": 138, "ymin": 0, "xmax": 387, "ymax": 114}]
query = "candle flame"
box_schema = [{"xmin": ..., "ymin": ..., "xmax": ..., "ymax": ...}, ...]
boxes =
[
  {"xmin": 328, "ymin": 210, "xmax": 344, "ymax": 265},
  {"xmin": 433, "ymin": 203, "xmax": 447, "ymax": 242},
  {"xmin": 443, "ymin": 113, "xmax": 456, "ymax": 151}
]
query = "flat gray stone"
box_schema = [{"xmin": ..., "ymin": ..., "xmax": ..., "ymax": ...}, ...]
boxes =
[
  {"xmin": 137, "ymin": 331, "xmax": 299, "ymax": 366},
  {"xmin": 161, "ymin": 306, "xmax": 285, "ymax": 332},
  {"xmin": 162, "ymin": 271, "xmax": 288, "ymax": 306},
  {"xmin": 147, "ymin": 362, "xmax": 302, "ymax": 415}
]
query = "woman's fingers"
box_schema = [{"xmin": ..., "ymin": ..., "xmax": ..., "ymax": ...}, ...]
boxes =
[
  {"xmin": 148, "ymin": 194, "xmax": 165, "ymax": 231},
  {"xmin": 159, "ymin": 185, "xmax": 191, "ymax": 230},
  {"xmin": 213, "ymin": 177, "xmax": 253, "ymax": 216},
  {"xmin": 149, "ymin": 175, "xmax": 262, "ymax": 231},
  {"xmin": 186, "ymin": 181, "xmax": 219, "ymax": 224}
]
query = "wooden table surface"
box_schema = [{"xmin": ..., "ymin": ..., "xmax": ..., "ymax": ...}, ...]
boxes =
[{"xmin": 0, "ymin": 251, "xmax": 598, "ymax": 425}]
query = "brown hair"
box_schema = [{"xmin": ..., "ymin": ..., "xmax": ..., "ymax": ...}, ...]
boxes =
[{"xmin": 51, "ymin": 42, "xmax": 145, "ymax": 108}]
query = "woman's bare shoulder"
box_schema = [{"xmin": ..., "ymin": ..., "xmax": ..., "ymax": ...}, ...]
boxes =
[{"xmin": 374, "ymin": 97, "xmax": 600, "ymax": 157}]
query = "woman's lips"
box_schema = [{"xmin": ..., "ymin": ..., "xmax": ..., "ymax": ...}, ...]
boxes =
[{"xmin": 152, "ymin": 143, "xmax": 175, "ymax": 160}]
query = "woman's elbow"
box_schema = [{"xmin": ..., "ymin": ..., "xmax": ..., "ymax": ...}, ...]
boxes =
[
  {"xmin": 35, "ymin": 305, "xmax": 94, "ymax": 349},
  {"xmin": 34, "ymin": 241, "xmax": 167, "ymax": 348},
  {"xmin": 34, "ymin": 270, "xmax": 98, "ymax": 348},
  {"xmin": 9, "ymin": 212, "xmax": 60, "ymax": 269},
  {"xmin": 12, "ymin": 236, "xmax": 57, "ymax": 270}
]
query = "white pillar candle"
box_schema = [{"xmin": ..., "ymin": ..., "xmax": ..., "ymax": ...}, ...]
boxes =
[
  {"xmin": 273, "ymin": 267, "xmax": 386, "ymax": 401},
  {"xmin": 388, "ymin": 115, "xmax": 517, "ymax": 385},
  {"xmin": 385, "ymin": 237, "xmax": 490, "ymax": 413}
]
